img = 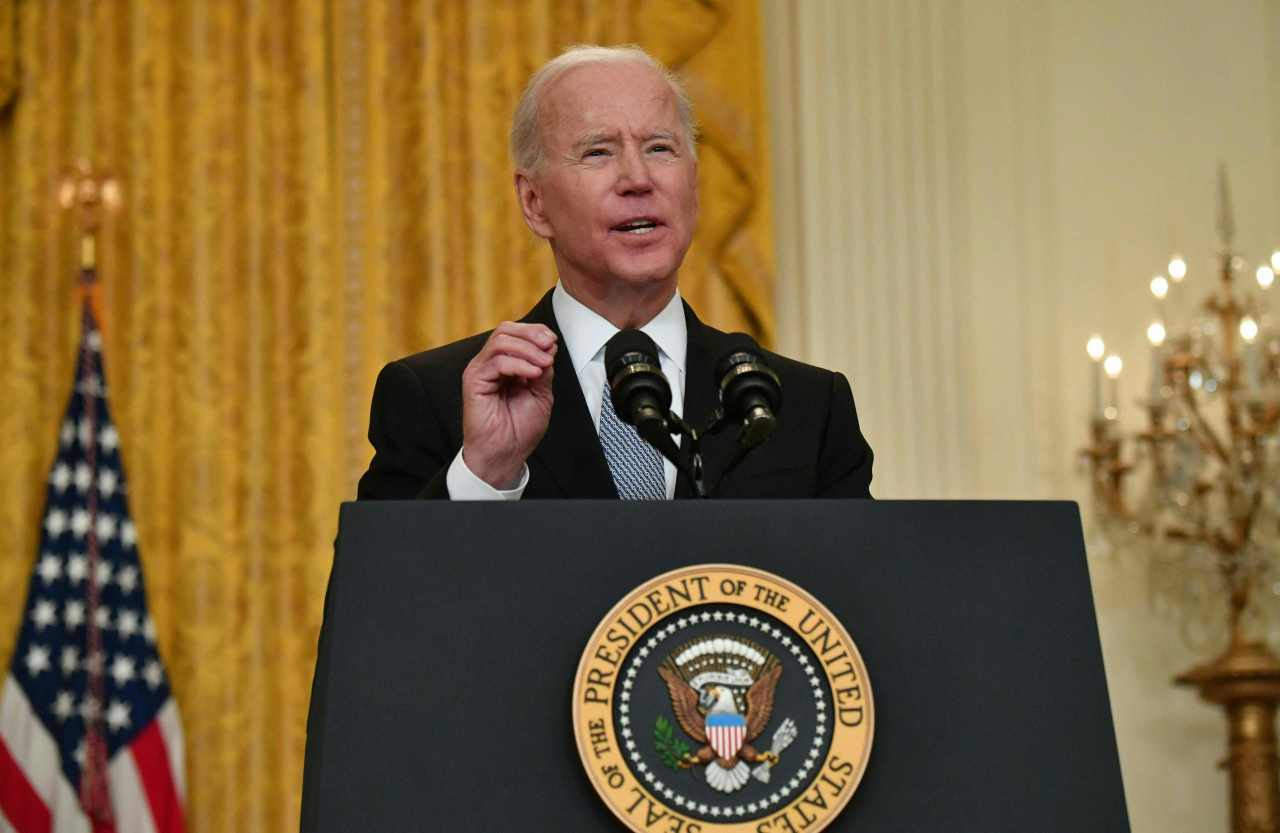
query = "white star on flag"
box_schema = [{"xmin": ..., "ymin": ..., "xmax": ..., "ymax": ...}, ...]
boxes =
[
  {"xmin": 95, "ymin": 514, "xmax": 117, "ymax": 544},
  {"xmin": 64, "ymin": 599, "xmax": 85, "ymax": 628},
  {"xmin": 70, "ymin": 508, "xmax": 91, "ymax": 538},
  {"xmin": 74, "ymin": 462, "xmax": 93, "ymax": 492},
  {"xmin": 25, "ymin": 645, "xmax": 51, "ymax": 677},
  {"xmin": 121, "ymin": 520, "xmax": 137, "ymax": 549},
  {"xmin": 98, "ymin": 468, "xmax": 119, "ymax": 498},
  {"xmin": 67, "ymin": 553, "xmax": 87, "ymax": 583},
  {"xmin": 61, "ymin": 646, "xmax": 80, "ymax": 675},
  {"xmin": 60, "ymin": 420, "xmax": 75, "ymax": 446},
  {"xmin": 95, "ymin": 559, "xmax": 114, "ymax": 585},
  {"xmin": 44, "ymin": 509, "xmax": 67, "ymax": 537},
  {"xmin": 117, "ymin": 608, "xmax": 140, "ymax": 638},
  {"xmin": 30, "ymin": 599, "xmax": 58, "ymax": 630},
  {"xmin": 85, "ymin": 329, "xmax": 102, "ymax": 351},
  {"xmin": 143, "ymin": 660, "xmax": 164, "ymax": 689},
  {"xmin": 116, "ymin": 564, "xmax": 138, "ymax": 593},
  {"xmin": 79, "ymin": 695, "xmax": 101, "ymax": 722},
  {"xmin": 51, "ymin": 463, "xmax": 72, "ymax": 492},
  {"xmin": 99, "ymin": 425, "xmax": 119, "ymax": 452},
  {"xmin": 52, "ymin": 691, "xmax": 76, "ymax": 721},
  {"xmin": 77, "ymin": 417, "xmax": 93, "ymax": 448},
  {"xmin": 94, "ymin": 606, "xmax": 113, "ymax": 630},
  {"xmin": 78, "ymin": 374, "xmax": 104, "ymax": 398},
  {"xmin": 37, "ymin": 554, "xmax": 63, "ymax": 584},
  {"xmin": 106, "ymin": 700, "xmax": 131, "ymax": 732},
  {"xmin": 110, "ymin": 655, "xmax": 136, "ymax": 686}
]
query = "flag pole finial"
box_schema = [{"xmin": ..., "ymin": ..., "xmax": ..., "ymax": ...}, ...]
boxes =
[{"xmin": 57, "ymin": 159, "xmax": 122, "ymax": 275}]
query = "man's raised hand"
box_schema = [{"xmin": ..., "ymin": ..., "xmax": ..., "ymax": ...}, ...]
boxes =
[{"xmin": 460, "ymin": 322, "xmax": 557, "ymax": 489}]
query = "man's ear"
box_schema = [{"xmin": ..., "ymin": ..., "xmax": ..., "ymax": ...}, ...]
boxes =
[{"xmin": 515, "ymin": 170, "xmax": 553, "ymax": 240}]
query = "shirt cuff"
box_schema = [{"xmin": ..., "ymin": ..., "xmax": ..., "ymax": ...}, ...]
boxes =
[{"xmin": 445, "ymin": 448, "xmax": 529, "ymax": 500}]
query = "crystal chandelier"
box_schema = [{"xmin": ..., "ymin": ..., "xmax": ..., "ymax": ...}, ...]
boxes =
[{"xmin": 1082, "ymin": 167, "xmax": 1280, "ymax": 833}]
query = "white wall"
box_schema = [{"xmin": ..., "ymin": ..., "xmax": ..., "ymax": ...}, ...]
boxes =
[{"xmin": 763, "ymin": 1, "xmax": 1280, "ymax": 830}]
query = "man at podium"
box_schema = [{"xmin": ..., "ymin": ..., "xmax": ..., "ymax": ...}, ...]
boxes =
[{"xmin": 356, "ymin": 45, "xmax": 873, "ymax": 501}]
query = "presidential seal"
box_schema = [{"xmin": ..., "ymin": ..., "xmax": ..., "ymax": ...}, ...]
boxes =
[{"xmin": 573, "ymin": 565, "xmax": 874, "ymax": 833}]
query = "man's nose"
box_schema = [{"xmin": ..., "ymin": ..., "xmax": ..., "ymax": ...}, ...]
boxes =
[{"xmin": 615, "ymin": 146, "xmax": 654, "ymax": 195}]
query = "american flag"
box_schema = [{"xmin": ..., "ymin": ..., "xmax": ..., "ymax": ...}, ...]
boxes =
[{"xmin": 0, "ymin": 302, "xmax": 185, "ymax": 833}]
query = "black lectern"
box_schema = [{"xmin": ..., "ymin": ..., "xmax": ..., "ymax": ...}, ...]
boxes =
[{"xmin": 301, "ymin": 500, "xmax": 1130, "ymax": 832}]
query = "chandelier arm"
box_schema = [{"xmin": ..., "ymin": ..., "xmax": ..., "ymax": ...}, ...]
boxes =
[
  {"xmin": 1141, "ymin": 525, "xmax": 1207, "ymax": 544},
  {"xmin": 1182, "ymin": 391, "xmax": 1232, "ymax": 464},
  {"xmin": 1233, "ymin": 488, "xmax": 1263, "ymax": 552}
]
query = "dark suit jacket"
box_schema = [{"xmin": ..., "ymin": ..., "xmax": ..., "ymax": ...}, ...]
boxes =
[{"xmin": 356, "ymin": 290, "xmax": 873, "ymax": 499}]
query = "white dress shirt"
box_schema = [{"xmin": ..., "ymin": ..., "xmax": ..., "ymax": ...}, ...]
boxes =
[{"xmin": 446, "ymin": 283, "xmax": 687, "ymax": 500}]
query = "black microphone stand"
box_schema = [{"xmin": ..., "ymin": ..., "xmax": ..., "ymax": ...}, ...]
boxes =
[
  {"xmin": 653, "ymin": 407, "xmax": 764, "ymax": 499},
  {"xmin": 659, "ymin": 411, "xmax": 707, "ymax": 499}
]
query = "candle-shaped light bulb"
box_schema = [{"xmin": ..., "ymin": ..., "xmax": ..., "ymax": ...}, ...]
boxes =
[
  {"xmin": 1103, "ymin": 354, "xmax": 1123, "ymax": 420},
  {"xmin": 1087, "ymin": 335, "xmax": 1106, "ymax": 419},
  {"xmin": 1258, "ymin": 265, "xmax": 1275, "ymax": 290},
  {"xmin": 1272, "ymin": 249, "xmax": 1280, "ymax": 273},
  {"xmin": 1242, "ymin": 316, "xmax": 1263, "ymax": 394},
  {"xmin": 1150, "ymin": 275, "xmax": 1170, "ymax": 300},
  {"xmin": 1147, "ymin": 324, "xmax": 1166, "ymax": 401},
  {"xmin": 1168, "ymin": 254, "xmax": 1187, "ymax": 282}
]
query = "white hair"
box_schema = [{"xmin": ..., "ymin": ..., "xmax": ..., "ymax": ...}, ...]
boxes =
[{"xmin": 510, "ymin": 44, "xmax": 698, "ymax": 171}]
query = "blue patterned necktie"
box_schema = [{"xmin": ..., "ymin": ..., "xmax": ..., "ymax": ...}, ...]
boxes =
[{"xmin": 599, "ymin": 380, "xmax": 667, "ymax": 500}]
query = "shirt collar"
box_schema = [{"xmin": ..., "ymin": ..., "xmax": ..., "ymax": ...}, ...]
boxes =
[{"xmin": 552, "ymin": 282, "xmax": 687, "ymax": 375}]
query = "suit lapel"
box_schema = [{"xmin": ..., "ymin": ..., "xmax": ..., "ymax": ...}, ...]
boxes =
[{"xmin": 522, "ymin": 290, "xmax": 618, "ymax": 498}]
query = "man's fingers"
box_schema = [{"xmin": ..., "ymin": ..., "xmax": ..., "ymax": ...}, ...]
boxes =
[
  {"xmin": 484, "ymin": 355, "xmax": 547, "ymax": 382},
  {"xmin": 490, "ymin": 321, "xmax": 557, "ymax": 351},
  {"xmin": 484, "ymin": 332, "xmax": 556, "ymax": 368}
]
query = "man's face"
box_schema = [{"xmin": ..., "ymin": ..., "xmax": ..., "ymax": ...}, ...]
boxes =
[{"xmin": 518, "ymin": 61, "xmax": 698, "ymax": 300}]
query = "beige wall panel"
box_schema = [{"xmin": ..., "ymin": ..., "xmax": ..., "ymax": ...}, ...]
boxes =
[{"xmin": 765, "ymin": 0, "xmax": 1280, "ymax": 830}]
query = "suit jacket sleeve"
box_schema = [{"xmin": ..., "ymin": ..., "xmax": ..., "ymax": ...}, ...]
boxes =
[
  {"xmin": 357, "ymin": 360, "xmax": 451, "ymax": 500},
  {"xmin": 815, "ymin": 371, "xmax": 874, "ymax": 498}
]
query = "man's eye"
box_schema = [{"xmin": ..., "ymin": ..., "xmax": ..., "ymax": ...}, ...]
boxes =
[
  {"xmin": 584, "ymin": 148, "xmax": 609, "ymax": 158},
  {"xmin": 649, "ymin": 144, "xmax": 674, "ymax": 154}
]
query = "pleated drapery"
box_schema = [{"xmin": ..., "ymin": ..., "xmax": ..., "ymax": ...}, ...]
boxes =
[{"xmin": 0, "ymin": 2, "xmax": 775, "ymax": 831}]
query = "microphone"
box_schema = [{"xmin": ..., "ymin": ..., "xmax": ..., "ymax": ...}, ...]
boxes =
[
  {"xmin": 605, "ymin": 330, "xmax": 673, "ymax": 442},
  {"xmin": 715, "ymin": 335, "xmax": 782, "ymax": 448}
]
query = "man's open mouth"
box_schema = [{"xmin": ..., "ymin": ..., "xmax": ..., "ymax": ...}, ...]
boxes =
[{"xmin": 612, "ymin": 218, "xmax": 662, "ymax": 235}]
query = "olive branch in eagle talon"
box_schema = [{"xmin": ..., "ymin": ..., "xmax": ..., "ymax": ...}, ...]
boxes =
[
  {"xmin": 654, "ymin": 716, "xmax": 694, "ymax": 770},
  {"xmin": 655, "ymin": 655, "xmax": 784, "ymax": 793}
]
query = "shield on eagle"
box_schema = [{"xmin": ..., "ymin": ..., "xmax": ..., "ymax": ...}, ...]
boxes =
[{"xmin": 706, "ymin": 712, "xmax": 747, "ymax": 760}]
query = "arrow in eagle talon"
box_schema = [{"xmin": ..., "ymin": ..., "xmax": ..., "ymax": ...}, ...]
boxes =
[{"xmin": 751, "ymin": 717, "xmax": 798, "ymax": 783}]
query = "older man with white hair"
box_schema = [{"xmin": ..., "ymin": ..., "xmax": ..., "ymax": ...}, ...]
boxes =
[{"xmin": 357, "ymin": 44, "xmax": 873, "ymax": 500}]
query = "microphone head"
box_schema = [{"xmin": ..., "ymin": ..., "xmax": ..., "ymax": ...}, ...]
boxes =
[
  {"xmin": 605, "ymin": 329, "xmax": 661, "ymax": 376},
  {"xmin": 605, "ymin": 329, "xmax": 672, "ymax": 427},
  {"xmin": 715, "ymin": 334, "xmax": 782, "ymax": 447}
]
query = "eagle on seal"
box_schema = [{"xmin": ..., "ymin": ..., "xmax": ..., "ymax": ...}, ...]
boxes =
[{"xmin": 658, "ymin": 658, "xmax": 783, "ymax": 793}]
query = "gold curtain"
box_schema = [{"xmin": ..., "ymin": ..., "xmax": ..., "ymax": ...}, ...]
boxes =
[{"xmin": 0, "ymin": 2, "xmax": 774, "ymax": 832}]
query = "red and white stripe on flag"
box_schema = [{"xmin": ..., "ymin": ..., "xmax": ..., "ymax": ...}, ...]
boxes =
[{"xmin": 0, "ymin": 676, "xmax": 186, "ymax": 833}]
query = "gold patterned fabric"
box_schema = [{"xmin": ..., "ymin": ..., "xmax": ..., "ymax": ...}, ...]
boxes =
[
  {"xmin": 0, "ymin": 2, "xmax": 774, "ymax": 831},
  {"xmin": 0, "ymin": 0, "xmax": 13, "ymax": 110}
]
